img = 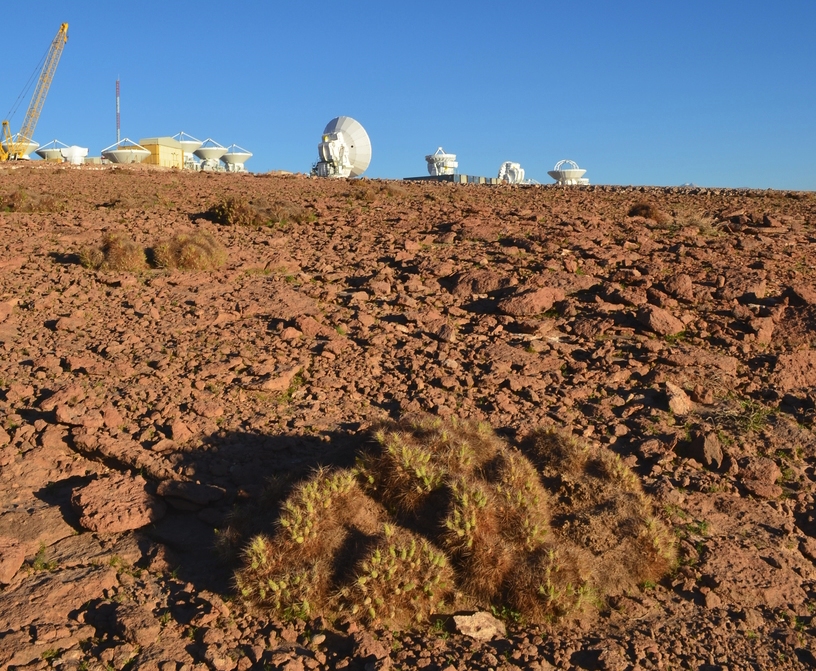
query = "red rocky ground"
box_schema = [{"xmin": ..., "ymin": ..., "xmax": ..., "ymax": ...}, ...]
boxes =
[{"xmin": 1, "ymin": 163, "xmax": 815, "ymax": 670}]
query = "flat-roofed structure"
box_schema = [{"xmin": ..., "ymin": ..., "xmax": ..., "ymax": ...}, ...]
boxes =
[{"xmin": 139, "ymin": 137, "xmax": 183, "ymax": 169}]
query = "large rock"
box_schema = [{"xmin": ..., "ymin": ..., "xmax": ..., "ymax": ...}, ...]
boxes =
[
  {"xmin": 72, "ymin": 473, "xmax": 166, "ymax": 533},
  {"xmin": 637, "ymin": 305, "xmax": 685, "ymax": 336},
  {"xmin": 449, "ymin": 268, "xmax": 514, "ymax": 297},
  {"xmin": 739, "ymin": 457, "xmax": 783, "ymax": 499},
  {"xmin": 0, "ymin": 564, "xmax": 118, "ymax": 631},
  {"xmin": 0, "ymin": 536, "xmax": 25, "ymax": 584},
  {"xmin": 0, "ymin": 500, "xmax": 77, "ymax": 556},
  {"xmin": 497, "ymin": 287, "xmax": 564, "ymax": 317},
  {"xmin": 772, "ymin": 350, "xmax": 816, "ymax": 392}
]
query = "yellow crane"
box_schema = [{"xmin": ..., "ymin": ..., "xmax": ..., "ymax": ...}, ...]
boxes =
[{"xmin": 1, "ymin": 23, "xmax": 69, "ymax": 161}]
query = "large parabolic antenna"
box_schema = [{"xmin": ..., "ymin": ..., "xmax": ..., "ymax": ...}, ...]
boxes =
[
  {"xmin": 548, "ymin": 159, "xmax": 588, "ymax": 185},
  {"xmin": 426, "ymin": 147, "xmax": 457, "ymax": 176},
  {"xmin": 315, "ymin": 116, "xmax": 371, "ymax": 178}
]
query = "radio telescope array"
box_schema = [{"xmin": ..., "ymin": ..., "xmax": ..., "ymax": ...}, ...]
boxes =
[{"xmin": 314, "ymin": 116, "xmax": 371, "ymax": 178}]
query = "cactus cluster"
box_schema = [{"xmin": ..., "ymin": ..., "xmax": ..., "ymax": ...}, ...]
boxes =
[
  {"xmin": 79, "ymin": 231, "xmax": 147, "ymax": 271},
  {"xmin": 236, "ymin": 416, "xmax": 677, "ymax": 627},
  {"xmin": 80, "ymin": 229, "xmax": 226, "ymax": 272}
]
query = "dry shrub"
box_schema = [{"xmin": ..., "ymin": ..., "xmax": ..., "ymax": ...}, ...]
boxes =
[
  {"xmin": 208, "ymin": 196, "xmax": 315, "ymax": 228},
  {"xmin": 152, "ymin": 230, "xmax": 226, "ymax": 270},
  {"xmin": 1, "ymin": 188, "xmax": 65, "ymax": 213},
  {"xmin": 521, "ymin": 428, "xmax": 676, "ymax": 596},
  {"xmin": 236, "ymin": 417, "xmax": 676, "ymax": 627},
  {"xmin": 79, "ymin": 232, "xmax": 147, "ymax": 271},
  {"xmin": 628, "ymin": 201, "xmax": 670, "ymax": 224},
  {"xmin": 208, "ymin": 196, "xmax": 262, "ymax": 226}
]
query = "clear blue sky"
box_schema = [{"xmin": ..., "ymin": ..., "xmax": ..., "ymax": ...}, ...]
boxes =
[{"xmin": 5, "ymin": 1, "xmax": 814, "ymax": 189}]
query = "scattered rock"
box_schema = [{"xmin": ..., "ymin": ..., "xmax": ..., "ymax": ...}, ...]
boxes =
[
  {"xmin": 72, "ymin": 474, "xmax": 166, "ymax": 532},
  {"xmin": 453, "ymin": 611, "xmax": 507, "ymax": 641},
  {"xmin": 637, "ymin": 305, "xmax": 685, "ymax": 335},
  {"xmin": 496, "ymin": 287, "xmax": 564, "ymax": 317},
  {"xmin": 665, "ymin": 382, "xmax": 693, "ymax": 416},
  {"xmin": 688, "ymin": 431, "xmax": 723, "ymax": 470}
]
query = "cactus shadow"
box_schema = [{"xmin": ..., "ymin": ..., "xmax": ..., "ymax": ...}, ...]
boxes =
[{"xmin": 145, "ymin": 427, "xmax": 365, "ymax": 593}]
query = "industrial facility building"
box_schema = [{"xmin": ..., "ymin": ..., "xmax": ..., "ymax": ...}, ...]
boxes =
[{"xmin": 138, "ymin": 137, "xmax": 183, "ymax": 169}]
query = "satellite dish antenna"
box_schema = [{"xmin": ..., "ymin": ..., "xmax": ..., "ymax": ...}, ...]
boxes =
[
  {"xmin": 425, "ymin": 147, "xmax": 457, "ymax": 176},
  {"xmin": 315, "ymin": 116, "xmax": 371, "ymax": 178},
  {"xmin": 498, "ymin": 161, "xmax": 525, "ymax": 184},
  {"xmin": 194, "ymin": 138, "xmax": 227, "ymax": 172},
  {"xmin": 548, "ymin": 159, "xmax": 588, "ymax": 185}
]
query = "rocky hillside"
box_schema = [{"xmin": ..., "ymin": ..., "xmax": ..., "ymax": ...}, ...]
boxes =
[{"xmin": 1, "ymin": 163, "xmax": 815, "ymax": 670}]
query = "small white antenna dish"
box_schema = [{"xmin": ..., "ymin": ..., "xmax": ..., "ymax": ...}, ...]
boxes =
[
  {"xmin": 425, "ymin": 147, "xmax": 457, "ymax": 176},
  {"xmin": 36, "ymin": 139, "xmax": 69, "ymax": 161},
  {"xmin": 101, "ymin": 138, "xmax": 149, "ymax": 164},
  {"xmin": 194, "ymin": 138, "xmax": 227, "ymax": 172},
  {"xmin": 2, "ymin": 133, "xmax": 39, "ymax": 160},
  {"xmin": 172, "ymin": 131, "xmax": 203, "ymax": 169},
  {"xmin": 498, "ymin": 161, "xmax": 525, "ymax": 184},
  {"xmin": 315, "ymin": 116, "xmax": 372, "ymax": 178},
  {"xmin": 548, "ymin": 159, "xmax": 588, "ymax": 185},
  {"xmin": 221, "ymin": 144, "xmax": 252, "ymax": 173}
]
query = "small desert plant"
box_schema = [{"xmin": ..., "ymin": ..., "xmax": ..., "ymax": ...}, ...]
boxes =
[
  {"xmin": 208, "ymin": 196, "xmax": 314, "ymax": 228},
  {"xmin": 627, "ymin": 202, "xmax": 670, "ymax": 224},
  {"xmin": 151, "ymin": 230, "xmax": 226, "ymax": 270},
  {"xmin": 208, "ymin": 196, "xmax": 262, "ymax": 227},
  {"xmin": 1, "ymin": 188, "xmax": 65, "ymax": 213},
  {"xmin": 236, "ymin": 416, "xmax": 676, "ymax": 628},
  {"xmin": 79, "ymin": 231, "xmax": 147, "ymax": 271},
  {"xmin": 521, "ymin": 428, "xmax": 676, "ymax": 596}
]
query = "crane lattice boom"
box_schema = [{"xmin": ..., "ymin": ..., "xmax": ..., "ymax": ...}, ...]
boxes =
[{"xmin": 1, "ymin": 23, "xmax": 68, "ymax": 161}]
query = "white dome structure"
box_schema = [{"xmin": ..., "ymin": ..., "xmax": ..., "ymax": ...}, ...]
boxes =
[
  {"xmin": 315, "ymin": 116, "xmax": 372, "ymax": 178},
  {"xmin": 172, "ymin": 132, "xmax": 203, "ymax": 170},
  {"xmin": 548, "ymin": 160, "xmax": 589, "ymax": 185},
  {"xmin": 498, "ymin": 161, "xmax": 525, "ymax": 184},
  {"xmin": 61, "ymin": 146, "xmax": 88, "ymax": 165}
]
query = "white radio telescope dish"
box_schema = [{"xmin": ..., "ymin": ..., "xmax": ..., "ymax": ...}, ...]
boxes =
[
  {"xmin": 498, "ymin": 161, "xmax": 525, "ymax": 184},
  {"xmin": 314, "ymin": 116, "xmax": 371, "ymax": 178},
  {"xmin": 425, "ymin": 147, "xmax": 458, "ymax": 176},
  {"xmin": 548, "ymin": 159, "xmax": 588, "ymax": 185}
]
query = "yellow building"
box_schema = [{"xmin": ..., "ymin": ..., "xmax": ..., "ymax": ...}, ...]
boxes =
[{"xmin": 138, "ymin": 137, "xmax": 183, "ymax": 169}]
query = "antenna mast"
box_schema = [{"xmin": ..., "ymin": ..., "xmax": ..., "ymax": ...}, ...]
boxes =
[{"xmin": 116, "ymin": 79, "xmax": 120, "ymax": 144}]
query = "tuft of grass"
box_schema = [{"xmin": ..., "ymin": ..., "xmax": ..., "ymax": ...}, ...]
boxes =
[
  {"xmin": 151, "ymin": 230, "xmax": 227, "ymax": 270},
  {"xmin": 79, "ymin": 232, "xmax": 147, "ymax": 271},
  {"xmin": 31, "ymin": 543, "xmax": 57, "ymax": 571}
]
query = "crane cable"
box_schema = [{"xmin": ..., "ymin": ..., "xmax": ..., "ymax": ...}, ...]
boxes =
[{"xmin": 4, "ymin": 40, "xmax": 52, "ymax": 122}]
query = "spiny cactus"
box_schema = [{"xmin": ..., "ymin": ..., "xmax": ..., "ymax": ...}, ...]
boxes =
[
  {"xmin": 236, "ymin": 417, "xmax": 676, "ymax": 628},
  {"xmin": 79, "ymin": 231, "xmax": 147, "ymax": 271},
  {"xmin": 340, "ymin": 524, "xmax": 454, "ymax": 626},
  {"xmin": 151, "ymin": 229, "xmax": 226, "ymax": 270},
  {"xmin": 521, "ymin": 427, "xmax": 677, "ymax": 595}
]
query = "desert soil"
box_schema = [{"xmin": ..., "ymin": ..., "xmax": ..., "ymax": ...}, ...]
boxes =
[{"xmin": 1, "ymin": 163, "xmax": 815, "ymax": 670}]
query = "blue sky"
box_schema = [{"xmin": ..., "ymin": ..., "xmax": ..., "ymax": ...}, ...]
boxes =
[{"xmin": 5, "ymin": 1, "xmax": 814, "ymax": 189}]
